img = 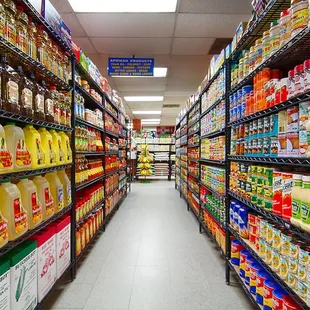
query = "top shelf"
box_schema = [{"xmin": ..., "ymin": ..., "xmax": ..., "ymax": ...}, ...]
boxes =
[
  {"xmin": 19, "ymin": 0, "xmax": 73, "ymax": 55},
  {"xmin": 231, "ymin": 0, "xmax": 291, "ymax": 60}
]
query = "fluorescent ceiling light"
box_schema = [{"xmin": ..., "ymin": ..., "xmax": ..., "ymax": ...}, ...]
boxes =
[
  {"xmin": 113, "ymin": 68, "xmax": 167, "ymax": 78},
  {"xmin": 68, "ymin": 0, "xmax": 177, "ymax": 12},
  {"xmin": 132, "ymin": 111, "xmax": 162, "ymax": 115},
  {"xmin": 142, "ymin": 122, "xmax": 160, "ymax": 125},
  {"xmin": 141, "ymin": 119, "xmax": 160, "ymax": 123},
  {"xmin": 124, "ymin": 96, "xmax": 164, "ymax": 102}
]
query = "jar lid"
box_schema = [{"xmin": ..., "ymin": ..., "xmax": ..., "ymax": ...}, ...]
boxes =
[
  {"xmin": 293, "ymin": 174, "xmax": 303, "ymax": 180},
  {"xmin": 302, "ymin": 175, "xmax": 310, "ymax": 182},
  {"xmin": 255, "ymin": 38, "xmax": 262, "ymax": 45},
  {"xmin": 270, "ymin": 20, "xmax": 279, "ymax": 27},
  {"xmin": 288, "ymin": 69, "xmax": 295, "ymax": 77},
  {"xmin": 280, "ymin": 9, "xmax": 290, "ymax": 18},
  {"xmin": 294, "ymin": 64, "xmax": 304, "ymax": 73},
  {"xmin": 263, "ymin": 30, "xmax": 270, "ymax": 37},
  {"xmin": 304, "ymin": 59, "xmax": 310, "ymax": 67}
]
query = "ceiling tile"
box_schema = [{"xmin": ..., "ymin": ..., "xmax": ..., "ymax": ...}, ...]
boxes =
[
  {"xmin": 74, "ymin": 37, "xmax": 97, "ymax": 54},
  {"xmin": 175, "ymin": 14, "xmax": 208, "ymax": 37},
  {"xmin": 90, "ymin": 38, "xmax": 173, "ymax": 54},
  {"xmin": 50, "ymin": 0, "xmax": 73, "ymax": 13},
  {"xmin": 172, "ymin": 38, "xmax": 215, "ymax": 55},
  {"xmin": 61, "ymin": 13, "xmax": 86, "ymax": 37},
  {"xmin": 179, "ymin": 0, "xmax": 252, "ymax": 14},
  {"xmin": 77, "ymin": 13, "xmax": 175, "ymax": 37}
]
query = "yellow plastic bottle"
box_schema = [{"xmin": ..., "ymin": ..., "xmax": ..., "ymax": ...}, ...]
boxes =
[
  {"xmin": 0, "ymin": 180, "xmax": 28, "ymax": 240},
  {"xmin": 59, "ymin": 131, "xmax": 72, "ymax": 164},
  {"xmin": 4, "ymin": 123, "xmax": 32, "ymax": 171},
  {"xmin": 0, "ymin": 211, "xmax": 9, "ymax": 248},
  {"xmin": 57, "ymin": 169, "xmax": 71, "ymax": 207},
  {"xmin": 38, "ymin": 128, "xmax": 56, "ymax": 167},
  {"xmin": 0, "ymin": 124, "xmax": 13, "ymax": 174},
  {"xmin": 44, "ymin": 172, "xmax": 64, "ymax": 213},
  {"xmin": 32, "ymin": 175, "xmax": 55, "ymax": 220},
  {"xmin": 23, "ymin": 125, "xmax": 46, "ymax": 169},
  {"xmin": 17, "ymin": 177, "xmax": 43, "ymax": 228},
  {"xmin": 49, "ymin": 130, "xmax": 65, "ymax": 165}
]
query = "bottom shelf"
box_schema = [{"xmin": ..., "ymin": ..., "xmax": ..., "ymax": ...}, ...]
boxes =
[{"xmin": 227, "ymin": 261, "xmax": 262, "ymax": 310}]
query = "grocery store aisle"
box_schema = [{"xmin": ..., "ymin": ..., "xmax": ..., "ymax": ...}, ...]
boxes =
[{"xmin": 45, "ymin": 181, "xmax": 254, "ymax": 310}]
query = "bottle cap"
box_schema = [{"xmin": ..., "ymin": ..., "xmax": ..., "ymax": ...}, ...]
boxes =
[
  {"xmin": 293, "ymin": 174, "xmax": 302, "ymax": 180},
  {"xmin": 302, "ymin": 175, "xmax": 310, "ymax": 182}
]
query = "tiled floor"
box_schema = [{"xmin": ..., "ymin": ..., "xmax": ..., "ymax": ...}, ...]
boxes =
[{"xmin": 44, "ymin": 181, "xmax": 255, "ymax": 310}]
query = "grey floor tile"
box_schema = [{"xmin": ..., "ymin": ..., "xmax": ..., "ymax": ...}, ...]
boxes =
[{"xmin": 133, "ymin": 266, "xmax": 170, "ymax": 285}]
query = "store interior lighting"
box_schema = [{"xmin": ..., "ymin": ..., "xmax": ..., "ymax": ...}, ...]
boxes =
[
  {"xmin": 124, "ymin": 96, "xmax": 164, "ymax": 102},
  {"xmin": 132, "ymin": 111, "xmax": 162, "ymax": 115}
]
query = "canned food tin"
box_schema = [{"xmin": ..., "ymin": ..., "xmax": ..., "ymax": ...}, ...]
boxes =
[
  {"xmin": 231, "ymin": 239, "xmax": 245, "ymax": 265},
  {"xmin": 250, "ymin": 262, "xmax": 261, "ymax": 294},
  {"xmin": 297, "ymin": 279, "xmax": 307, "ymax": 299},
  {"xmin": 283, "ymin": 295, "xmax": 300, "ymax": 309},
  {"xmin": 245, "ymin": 256, "xmax": 256, "ymax": 285},
  {"xmin": 265, "ymin": 242, "xmax": 273, "ymax": 265},
  {"xmin": 288, "ymin": 272, "xmax": 297, "ymax": 290},
  {"xmin": 281, "ymin": 233, "xmax": 293, "ymax": 256},
  {"xmin": 239, "ymin": 249, "xmax": 249, "ymax": 279},
  {"xmin": 280, "ymin": 255, "xmax": 289, "ymax": 280},
  {"xmin": 289, "ymin": 256, "xmax": 298, "ymax": 275},
  {"xmin": 272, "ymin": 248, "xmax": 280, "ymax": 272},
  {"xmin": 272, "ymin": 288, "xmax": 288, "ymax": 310},
  {"xmin": 264, "ymin": 280, "xmax": 279, "ymax": 310},
  {"xmin": 256, "ymin": 269, "xmax": 270, "ymax": 305}
]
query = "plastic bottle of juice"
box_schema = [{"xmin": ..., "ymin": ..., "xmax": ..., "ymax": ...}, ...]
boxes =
[
  {"xmin": 23, "ymin": 125, "xmax": 46, "ymax": 168},
  {"xmin": 0, "ymin": 180, "xmax": 28, "ymax": 240},
  {"xmin": 38, "ymin": 128, "xmax": 56, "ymax": 167},
  {"xmin": 32, "ymin": 175, "xmax": 54, "ymax": 220},
  {"xmin": 0, "ymin": 124, "xmax": 13, "ymax": 174},
  {"xmin": 59, "ymin": 131, "xmax": 72, "ymax": 164},
  {"xmin": 49, "ymin": 129, "xmax": 64, "ymax": 165},
  {"xmin": 44, "ymin": 172, "xmax": 64, "ymax": 213},
  {"xmin": 0, "ymin": 210, "xmax": 8, "ymax": 248},
  {"xmin": 57, "ymin": 170, "xmax": 71, "ymax": 207},
  {"xmin": 291, "ymin": 174, "xmax": 303, "ymax": 227},
  {"xmin": 4, "ymin": 122, "xmax": 31, "ymax": 171},
  {"xmin": 17, "ymin": 177, "xmax": 42, "ymax": 228},
  {"xmin": 301, "ymin": 175, "xmax": 310, "ymax": 233}
]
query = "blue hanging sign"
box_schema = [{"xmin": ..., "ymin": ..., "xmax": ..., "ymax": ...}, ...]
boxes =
[{"xmin": 108, "ymin": 58, "xmax": 154, "ymax": 77}]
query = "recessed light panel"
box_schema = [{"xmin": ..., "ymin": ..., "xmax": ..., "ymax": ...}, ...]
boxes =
[
  {"xmin": 124, "ymin": 96, "xmax": 164, "ymax": 102},
  {"xmin": 132, "ymin": 111, "xmax": 162, "ymax": 115},
  {"xmin": 68, "ymin": 0, "xmax": 177, "ymax": 12}
]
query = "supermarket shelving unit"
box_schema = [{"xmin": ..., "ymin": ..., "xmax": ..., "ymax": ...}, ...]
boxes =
[
  {"xmin": 0, "ymin": 1, "xmax": 130, "ymax": 307},
  {"xmin": 175, "ymin": 0, "xmax": 310, "ymax": 308},
  {"xmin": 136, "ymin": 142, "xmax": 175, "ymax": 180}
]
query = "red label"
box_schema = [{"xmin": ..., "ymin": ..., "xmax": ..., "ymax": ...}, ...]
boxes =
[
  {"xmin": 14, "ymin": 198, "xmax": 27, "ymax": 233},
  {"xmin": 44, "ymin": 187, "xmax": 54, "ymax": 215},
  {"xmin": 0, "ymin": 216, "xmax": 8, "ymax": 244}
]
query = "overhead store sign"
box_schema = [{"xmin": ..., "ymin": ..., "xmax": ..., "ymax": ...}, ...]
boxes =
[{"xmin": 108, "ymin": 58, "xmax": 154, "ymax": 76}]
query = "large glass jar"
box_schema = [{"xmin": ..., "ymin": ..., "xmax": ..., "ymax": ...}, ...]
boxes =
[
  {"xmin": 262, "ymin": 30, "xmax": 270, "ymax": 61},
  {"xmin": 43, "ymin": 82, "xmax": 54, "ymax": 123},
  {"xmin": 37, "ymin": 25, "xmax": 48, "ymax": 67},
  {"xmin": 33, "ymin": 79, "xmax": 45, "ymax": 120},
  {"xmin": 243, "ymin": 52, "xmax": 250, "ymax": 77},
  {"xmin": 51, "ymin": 42, "xmax": 58, "ymax": 76},
  {"xmin": 65, "ymin": 94, "xmax": 71, "ymax": 127},
  {"xmin": 57, "ymin": 49, "xmax": 64, "ymax": 81},
  {"xmin": 270, "ymin": 20, "xmax": 280, "ymax": 56},
  {"xmin": 2, "ymin": 58, "xmax": 20, "ymax": 113},
  {"xmin": 50, "ymin": 86, "xmax": 60, "ymax": 124},
  {"xmin": 0, "ymin": 1, "xmax": 6, "ymax": 38},
  {"xmin": 27, "ymin": 17, "xmax": 37, "ymax": 60},
  {"xmin": 46, "ymin": 37, "xmax": 53, "ymax": 71},
  {"xmin": 16, "ymin": 6, "xmax": 28, "ymax": 53},
  {"xmin": 254, "ymin": 38, "xmax": 262, "ymax": 68},
  {"xmin": 17, "ymin": 66, "xmax": 34, "ymax": 117},
  {"xmin": 62, "ymin": 55, "xmax": 69, "ymax": 83},
  {"xmin": 4, "ymin": 0, "xmax": 17, "ymax": 45},
  {"xmin": 59, "ymin": 92, "xmax": 66, "ymax": 125},
  {"xmin": 280, "ymin": 9, "xmax": 291, "ymax": 47}
]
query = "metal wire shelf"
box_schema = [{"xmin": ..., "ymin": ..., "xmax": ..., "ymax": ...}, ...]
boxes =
[
  {"xmin": 104, "ymin": 107, "xmax": 118, "ymax": 122},
  {"xmin": 188, "ymin": 128, "xmax": 200, "ymax": 136},
  {"xmin": 76, "ymin": 175, "xmax": 104, "ymax": 192},
  {"xmin": 228, "ymin": 226, "xmax": 309, "ymax": 310},
  {"xmin": 199, "ymin": 158, "xmax": 226, "ymax": 166},
  {"xmin": 76, "ymin": 199, "xmax": 104, "ymax": 226},
  {"xmin": 0, "ymin": 204, "xmax": 72, "ymax": 257},
  {"xmin": 188, "ymin": 171, "xmax": 199, "ymax": 179},
  {"xmin": 75, "ymin": 118, "xmax": 105, "ymax": 132},
  {"xmin": 228, "ymin": 155, "xmax": 310, "ymax": 167},
  {"xmin": 76, "ymin": 151, "xmax": 105, "ymax": 156},
  {"xmin": 200, "ymin": 95, "xmax": 225, "ymax": 119},
  {"xmin": 200, "ymin": 206, "xmax": 225, "ymax": 230},
  {"xmin": 105, "ymin": 130, "xmax": 119, "ymax": 138},
  {"xmin": 201, "ymin": 128, "xmax": 225, "ymax": 140},
  {"xmin": 187, "ymin": 143, "xmax": 200, "ymax": 148}
]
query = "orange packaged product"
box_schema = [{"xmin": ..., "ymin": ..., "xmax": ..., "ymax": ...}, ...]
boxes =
[
  {"xmin": 4, "ymin": 0, "xmax": 17, "ymax": 45},
  {"xmin": 80, "ymin": 224, "xmax": 85, "ymax": 250},
  {"xmin": 261, "ymin": 68, "xmax": 271, "ymax": 85},
  {"xmin": 76, "ymin": 228, "xmax": 81, "ymax": 256},
  {"xmin": 84, "ymin": 222, "xmax": 90, "ymax": 244}
]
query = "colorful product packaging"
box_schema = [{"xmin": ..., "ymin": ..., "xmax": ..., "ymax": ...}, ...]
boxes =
[{"xmin": 0, "ymin": 259, "xmax": 10, "ymax": 309}]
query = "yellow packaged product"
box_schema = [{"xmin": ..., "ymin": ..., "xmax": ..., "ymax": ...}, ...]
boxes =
[
  {"xmin": 44, "ymin": 172, "xmax": 64, "ymax": 213},
  {"xmin": 38, "ymin": 128, "xmax": 56, "ymax": 167},
  {"xmin": 57, "ymin": 169, "xmax": 71, "ymax": 207},
  {"xmin": 4, "ymin": 123, "xmax": 32, "ymax": 170},
  {"xmin": 23, "ymin": 125, "xmax": 46, "ymax": 168},
  {"xmin": 49, "ymin": 130, "xmax": 65, "ymax": 165},
  {"xmin": 59, "ymin": 131, "xmax": 72, "ymax": 164},
  {"xmin": 17, "ymin": 177, "xmax": 42, "ymax": 228},
  {"xmin": 0, "ymin": 180, "xmax": 28, "ymax": 240},
  {"xmin": 32, "ymin": 175, "xmax": 54, "ymax": 220}
]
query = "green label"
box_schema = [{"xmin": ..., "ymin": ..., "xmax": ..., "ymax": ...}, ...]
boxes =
[
  {"xmin": 301, "ymin": 201, "xmax": 310, "ymax": 224},
  {"xmin": 292, "ymin": 198, "xmax": 301, "ymax": 219}
]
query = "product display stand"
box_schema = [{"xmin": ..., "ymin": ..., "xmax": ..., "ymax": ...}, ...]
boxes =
[{"xmin": 175, "ymin": 1, "xmax": 310, "ymax": 308}]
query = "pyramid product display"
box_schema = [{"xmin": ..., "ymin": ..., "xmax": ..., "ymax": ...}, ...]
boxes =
[{"xmin": 137, "ymin": 144, "xmax": 153, "ymax": 177}]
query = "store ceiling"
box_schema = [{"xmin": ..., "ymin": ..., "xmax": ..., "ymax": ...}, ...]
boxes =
[{"xmin": 51, "ymin": 0, "xmax": 252, "ymax": 125}]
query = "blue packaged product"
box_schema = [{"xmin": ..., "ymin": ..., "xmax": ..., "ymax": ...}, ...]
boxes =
[
  {"xmin": 229, "ymin": 95, "xmax": 234, "ymax": 109},
  {"xmin": 233, "ymin": 106, "xmax": 238, "ymax": 122},
  {"xmin": 272, "ymin": 288, "xmax": 288, "ymax": 309},
  {"xmin": 269, "ymin": 114, "xmax": 278, "ymax": 136},
  {"xmin": 263, "ymin": 280, "xmax": 279, "ymax": 310},
  {"xmin": 249, "ymin": 262, "xmax": 262, "ymax": 295},
  {"xmin": 239, "ymin": 249, "xmax": 249, "ymax": 278},
  {"xmin": 242, "ymin": 85, "xmax": 253, "ymax": 97},
  {"xmin": 241, "ymin": 101, "xmax": 246, "ymax": 118},
  {"xmin": 231, "ymin": 240, "xmax": 244, "ymax": 265},
  {"xmin": 256, "ymin": 270, "xmax": 270, "ymax": 305},
  {"xmin": 233, "ymin": 202, "xmax": 242, "ymax": 232},
  {"xmin": 238, "ymin": 207, "xmax": 250, "ymax": 239},
  {"xmin": 230, "ymin": 201, "xmax": 236, "ymax": 226},
  {"xmin": 245, "ymin": 256, "xmax": 256, "ymax": 285},
  {"xmin": 237, "ymin": 103, "xmax": 242, "ymax": 120}
]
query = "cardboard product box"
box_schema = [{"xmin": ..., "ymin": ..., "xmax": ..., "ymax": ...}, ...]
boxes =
[
  {"xmin": 0, "ymin": 260, "xmax": 10, "ymax": 310},
  {"xmin": 287, "ymin": 132, "xmax": 300, "ymax": 157},
  {"xmin": 79, "ymin": 52, "xmax": 88, "ymax": 72},
  {"xmin": 282, "ymin": 173, "xmax": 293, "ymax": 221},
  {"xmin": 278, "ymin": 133, "xmax": 287, "ymax": 157},
  {"xmin": 71, "ymin": 40, "xmax": 80, "ymax": 62},
  {"xmin": 7, "ymin": 240, "xmax": 37, "ymax": 310},
  {"xmin": 287, "ymin": 106, "xmax": 299, "ymax": 132},
  {"xmin": 299, "ymin": 130, "xmax": 308, "ymax": 157},
  {"xmin": 53, "ymin": 216, "xmax": 71, "ymax": 279},
  {"xmin": 272, "ymin": 171, "xmax": 282, "ymax": 216},
  {"xmin": 42, "ymin": 0, "xmax": 72, "ymax": 49},
  {"xmin": 299, "ymin": 101, "xmax": 310, "ymax": 130},
  {"xmin": 278, "ymin": 110, "xmax": 287, "ymax": 133},
  {"xmin": 31, "ymin": 229, "xmax": 56, "ymax": 302},
  {"xmin": 236, "ymin": 22, "xmax": 248, "ymax": 43}
]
